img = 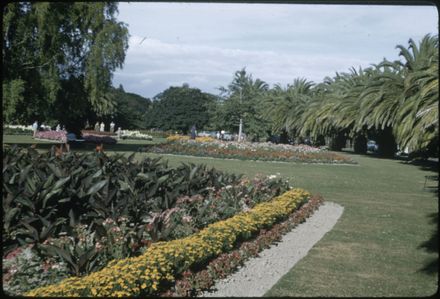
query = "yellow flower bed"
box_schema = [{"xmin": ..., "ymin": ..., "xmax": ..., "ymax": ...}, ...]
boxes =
[
  {"xmin": 26, "ymin": 188, "xmax": 310, "ymax": 297},
  {"xmin": 166, "ymin": 135, "xmax": 216, "ymax": 143},
  {"xmin": 194, "ymin": 136, "xmax": 216, "ymax": 143},
  {"xmin": 166, "ymin": 135, "xmax": 190, "ymax": 142}
]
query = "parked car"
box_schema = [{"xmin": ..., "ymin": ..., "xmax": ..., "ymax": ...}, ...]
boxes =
[
  {"xmin": 367, "ymin": 140, "xmax": 379, "ymax": 152},
  {"xmin": 198, "ymin": 131, "xmax": 214, "ymax": 137},
  {"xmin": 222, "ymin": 132, "xmax": 234, "ymax": 141}
]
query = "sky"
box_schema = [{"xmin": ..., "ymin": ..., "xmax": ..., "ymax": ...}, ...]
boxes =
[{"xmin": 112, "ymin": 2, "xmax": 438, "ymax": 99}]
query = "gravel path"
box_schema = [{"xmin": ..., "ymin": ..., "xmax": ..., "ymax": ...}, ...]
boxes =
[{"xmin": 200, "ymin": 202, "xmax": 344, "ymax": 297}]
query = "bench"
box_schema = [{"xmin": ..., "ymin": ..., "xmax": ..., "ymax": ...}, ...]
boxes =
[{"xmin": 424, "ymin": 175, "xmax": 438, "ymax": 189}]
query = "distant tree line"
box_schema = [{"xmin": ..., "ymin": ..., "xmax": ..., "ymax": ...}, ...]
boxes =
[
  {"xmin": 143, "ymin": 34, "xmax": 438, "ymax": 158},
  {"xmin": 2, "ymin": 3, "xmax": 437, "ymax": 158}
]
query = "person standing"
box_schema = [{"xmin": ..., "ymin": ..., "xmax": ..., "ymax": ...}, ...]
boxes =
[
  {"xmin": 56, "ymin": 124, "xmax": 61, "ymax": 132},
  {"xmin": 32, "ymin": 120, "xmax": 38, "ymax": 137},
  {"xmin": 100, "ymin": 122, "xmax": 105, "ymax": 132},
  {"xmin": 190, "ymin": 125, "xmax": 196, "ymax": 139}
]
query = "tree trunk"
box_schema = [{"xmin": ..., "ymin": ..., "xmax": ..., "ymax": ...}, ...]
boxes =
[
  {"xmin": 329, "ymin": 131, "xmax": 346, "ymax": 151},
  {"xmin": 280, "ymin": 129, "xmax": 289, "ymax": 144},
  {"xmin": 376, "ymin": 126, "xmax": 397, "ymax": 158},
  {"xmin": 353, "ymin": 134, "xmax": 367, "ymax": 154}
]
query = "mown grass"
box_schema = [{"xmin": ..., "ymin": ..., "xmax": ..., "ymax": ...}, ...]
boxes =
[{"xmin": 3, "ymin": 135, "xmax": 438, "ymax": 296}]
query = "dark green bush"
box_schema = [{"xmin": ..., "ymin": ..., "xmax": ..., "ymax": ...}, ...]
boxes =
[{"xmin": 3, "ymin": 145, "xmax": 289, "ymax": 279}]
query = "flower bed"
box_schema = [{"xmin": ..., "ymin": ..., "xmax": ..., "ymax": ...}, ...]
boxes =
[
  {"xmin": 120, "ymin": 130, "xmax": 153, "ymax": 140},
  {"xmin": 3, "ymin": 147, "xmax": 290, "ymax": 295},
  {"xmin": 163, "ymin": 193, "xmax": 324, "ymax": 296},
  {"xmin": 34, "ymin": 130, "xmax": 67, "ymax": 143},
  {"xmin": 81, "ymin": 130, "xmax": 116, "ymax": 136},
  {"xmin": 149, "ymin": 139, "xmax": 355, "ymax": 164},
  {"xmin": 26, "ymin": 189, "xmax": 312, "ymax": 297},
  {"xmin": 166, "ymin": 135, "xmax": 216, "ymax": 143},
  {"xmin": 3, "ymin": 124, "xmax": 34, "ymax": 135},
  {"xmin": 81, "ymin": 130, "xmax": 117, "ymax": 144}
]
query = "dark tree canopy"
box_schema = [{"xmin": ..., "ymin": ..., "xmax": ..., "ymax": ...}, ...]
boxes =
[
  {"xmin": 2, "ymin": 2, "xmax": 129, "ymax": 132},
  {"xmin": 110, "ymin": 87, "xmax": 151, "ymax": 130},
  {"xmin": 146, "ymin": 85, "xmax": 216, "ymax": 134}
]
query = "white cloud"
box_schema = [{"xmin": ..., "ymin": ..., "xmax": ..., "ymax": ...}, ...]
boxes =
[
  {"xmin": 116, "ymin": 35, "xmax": 372, "ymax": 96},
  {"xmin": 113, "ymin": 3, "xmax": 438, "ymax": 98}
]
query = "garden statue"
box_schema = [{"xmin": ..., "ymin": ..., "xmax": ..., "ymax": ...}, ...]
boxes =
[
  {"xmin": 56, "ymin": 124, "xmax": 61, "ymax": 132},
  {"xmin": 95, "ymin": 121, "xmax": 100, "ymax": 131},
  {"xmin": 110, "ymin": 121, "xmax": 115, "ymax": 133},
  {"xmin": 100, "ymin": 122, "xmax": 105, "ymax": 132},
  {"xmin": 190, "ymin": 125, "xmax": 196, "ymax": 139},
  {"xmin": 117, "ymin": 127, "xmax": 122, "ymax": 139}
]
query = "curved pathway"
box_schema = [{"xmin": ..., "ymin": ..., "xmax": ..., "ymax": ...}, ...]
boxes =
[{"xmin": 200, "ymin": 202, "xmax": 344, "ymax": 297}]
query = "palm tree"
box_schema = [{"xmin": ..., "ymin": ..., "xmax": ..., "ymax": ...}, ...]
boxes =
[
  {"xmin": 356, "ymin": 61, "xmax": 403, "ymax": 156},
  {"xmin": 394, "ymin": 34, "xmax": 438, "ymax": 154},
  {"xmin": 262, "ymin": 78, "xmax": 314, "ymax": 143}
]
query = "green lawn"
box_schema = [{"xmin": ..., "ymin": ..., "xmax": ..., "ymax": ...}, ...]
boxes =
[
  {"xmin": 2, "ymin": 134, "xmax": 165, "ymax": 151},
  {"xmin": 3, "ymin": 135, "xmax": 438, "ymax": 296}
]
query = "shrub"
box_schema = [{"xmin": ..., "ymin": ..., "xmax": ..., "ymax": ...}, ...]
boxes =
[
  {"xmin": 3, "ymin": 146, "xmax": 290, "ymax": 295},
  {"xmin": 2, "ymin": 245, "xmax": 69, "ymax": 295},
  {"xmin": 25, "ymin": 189, "xmax": 310, "ymax": 297},
  {"xmin": 3, "ymin": 125, "xmax": 33, "ymax": 135}
]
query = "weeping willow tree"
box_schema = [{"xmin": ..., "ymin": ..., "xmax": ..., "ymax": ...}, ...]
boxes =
[{"xmin": 2, "ymin": 2, "xmax": 129, "ymax": 132}]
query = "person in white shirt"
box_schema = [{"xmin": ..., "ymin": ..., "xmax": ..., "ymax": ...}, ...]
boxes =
[{"xmin": 32, "ymin": 121, "xmax": 38, "ymax": 137}]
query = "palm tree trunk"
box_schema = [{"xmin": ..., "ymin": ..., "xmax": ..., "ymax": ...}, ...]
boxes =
[
  {"xmin": 329, "ymin": 131, "xmax": 346, "ymax": 151},
  {"xmin": 353, "ymin": 134, "xmax": 367, "ymax": 154},
  {"xmin": 376, "ymin": 126, "xmax": 397, "ymax": 158}
]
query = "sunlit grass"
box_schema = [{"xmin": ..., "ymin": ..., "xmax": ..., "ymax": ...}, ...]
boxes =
[{"xmin": 3, "ymin": 134, "xmax": 437, "ymax": 296}]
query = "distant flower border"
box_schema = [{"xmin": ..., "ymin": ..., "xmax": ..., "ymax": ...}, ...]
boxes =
[{"xmin": 149, "ymin": 139, "xmax": 356, "ymax": 164}]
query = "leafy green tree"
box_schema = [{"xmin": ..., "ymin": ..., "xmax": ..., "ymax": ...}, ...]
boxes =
[
  {"xmin": 146, "ymin": 84, "xmax": 215, "ymax": 134},
  {"xmin": 109, "ymin": 87, "xmax": 151, "ymax": 130},
  {"xmin": 2, "ymin": 2, "xmax": 129, "ymax": 132},
  {"xmin": 219, "ymin": 68, "xmax": 269, "ymax": 141}
]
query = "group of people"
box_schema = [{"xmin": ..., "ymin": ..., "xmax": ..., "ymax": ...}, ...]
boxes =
[
  {"xmin": 32, "ymin": 121, "xmax": 65, "ymax": 137},
  {"xmin": 94, "ymin": 121, "xmax": 116, "ymax": 133},
  {"xmin": 31, "ymin": 120, "xmax": 120, "ymax": 138}
]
